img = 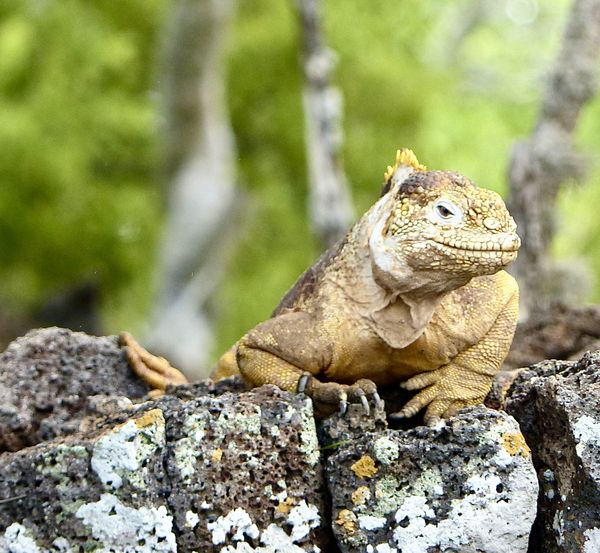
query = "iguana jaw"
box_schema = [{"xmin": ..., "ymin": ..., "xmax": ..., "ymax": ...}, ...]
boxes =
[
  {"xmin": 432, "ymin": 232, "xmax": 520, "ymax": 253},
  {"xmin": 425, "ymin": 239, "xmax": 519, "ymax": 275}
]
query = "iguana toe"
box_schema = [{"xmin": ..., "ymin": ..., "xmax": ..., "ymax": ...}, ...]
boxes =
[
  {"xmin": 119, "ymin": 331, "xmax": 189, "ymax": 392},
  {"xmin": 298, "ymin": 376, "xmax": 381, "ymax": 416},
  {"xmin": 400, "ymin": 371, "xmax": 439, "ymax": 391}
]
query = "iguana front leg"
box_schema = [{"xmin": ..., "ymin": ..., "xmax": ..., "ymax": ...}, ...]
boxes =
[
  {"xmin": 393, "ymin": 288, "xmax": 519, "ymax": 425},
  {"xmin": 237, "ymin": 312, "xmax": 381, "ymax": 414}
]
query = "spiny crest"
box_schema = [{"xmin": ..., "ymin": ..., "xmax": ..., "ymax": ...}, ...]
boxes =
[{"xmin": 383, "ymin": 148, "xmax": 427, "ymax": 182}]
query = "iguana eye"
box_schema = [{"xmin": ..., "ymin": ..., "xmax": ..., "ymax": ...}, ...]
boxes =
[{"xmin": 431, "ymin": 200, "xmax": 463, "ymax": 225}]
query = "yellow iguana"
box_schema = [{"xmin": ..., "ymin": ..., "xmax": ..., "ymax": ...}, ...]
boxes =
[{"xmin": 121, "ymin": 149, "xmax": 520, "ymax": 425}]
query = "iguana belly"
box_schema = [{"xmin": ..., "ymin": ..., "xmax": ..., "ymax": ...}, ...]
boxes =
[{"xmin": 323, "ymin": 326, "xmax": 457, "ymax": 386}]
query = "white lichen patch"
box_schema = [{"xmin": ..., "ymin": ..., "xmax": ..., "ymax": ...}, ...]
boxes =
[
  {"xmin": 52, "ymin": 537, "xmax": 74, "ymax": 552},
  {"xmin": 465, "ymin": 472, "xmax": 503, "ymax": 497},
  {"xmin": 75, "ymin": 493, "xmax": 176, "ymax": 552},
  {"xmin": 270, "ymin": 425, "xmax": 281, "ymax": 438},
  {"xmin": 208, "ymin": 508, "xmax": 260, "ymax": 544},
  {"xmin": 174, "ymin": 411, "xmax": 210, "ymax": 480},
  {"xmin": 584, "ymin": 527, "xmax": 600, "ymax": 553},
  {"xmin": 91, "ymin": 409, "xmax": 165, "ymax": 489},
  {"xmin": 366, "ymin": 544, "xmax": 398, "ymax": 553},
  {"xmin": 207, "ymin": 502, "xmax": 322, "ymax": 552},
  {"xmin": 390, "ymin": 460, "xmax": 538, "ymax": 553},
  {"xmin": 573, "ymin": 414, "xmax": 600, "ymax": 457},
  {"xmin": 298, "ymin": 398, "xmax": 320, "ymax": 466},
  {"xmin": 373, "ymin": 436, "xmax": 399, "ymax": 465},
  {"xmin": 214, "ymin": 407, "xmax": 262, "ymax": 437},
  {"xmin": 288, "ymin": 500, "xmax": 321, "ymax": 541},
  {"xmin": 1, "ymin": 522, "xmax": 42, "ymax": 553},
  {"xmin": 394, "ymin": 495, "xmax": 434, "ymax": 523},
  {"xmin": 259, "ymin": 524, "xmax": 309, "ymax": 553},
  {"xmin": 393, "ymin": 494, "xmax": 461, "ymax": 553},
  {"xmin": 358, "ymin": 515, "xmax": 388, "ymax": 531},
  {"xmin": 185, "ymin": 510, "xmax": 200, "ymax": 529}
]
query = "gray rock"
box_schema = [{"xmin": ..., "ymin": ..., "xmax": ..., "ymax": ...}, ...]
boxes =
[
  {"xmin": 326, "ymin": 407, "xmax": 539, "ymax": 553},
  {"xmin": 0, "ymin": 327, "xmax": 150, "ymax": 451},
  {"xmin": 318, "ymin": 402, "xmax": 388, "ymax": 450},
  {"xmin": 0, "ymin": 386, "xmax": 327, "ymax": 553},
  {"xmin": 505, "ymin": 351, "xmax": 600, "ymax": 552}
]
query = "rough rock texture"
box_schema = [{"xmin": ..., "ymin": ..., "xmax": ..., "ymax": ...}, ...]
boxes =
[
  {"xmin": 5, "ymin": 326, "xmax": 600, "ymax": 552},
  {"xmin": 506, "ymin": 303, "xmax": 600, "ymax": 369},
  {"xmin": 488, "ymin": 302, "xmax": 600, "ymax": 411},
  {"xmin": 506, "ymin": 352, "xmax": 600, "ymax": 553},
  {"xmin": 0, "ymin": 386, "xmax": 326, "ymax": 553},
  {"xmin": 326, "ymin": 408, "xmax": 539, "ymax": 553},
  {"xmin": 0, "ymin": 327, "xmax": 150, "ymax": 452}
]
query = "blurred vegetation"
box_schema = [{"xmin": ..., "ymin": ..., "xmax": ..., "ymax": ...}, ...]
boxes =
[
  {"xmin": 1, "ymin": 0, "xmax": 599, "ymax": 362},
  {"xmin": 0, "ymin": 0, "xmax": 166, "ymax": 333}
]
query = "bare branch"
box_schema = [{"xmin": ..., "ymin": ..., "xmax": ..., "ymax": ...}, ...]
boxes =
[
  {"xmin": 146, "ymin": 0, "xmax": 238, "ymax": 377},
  {"xmin": 508, "ymin": 0, "xmax": 600, "ymax": 318},
  {"xmin": 296, "ymin": 0, "xmax": 354, "ymax": 248}
]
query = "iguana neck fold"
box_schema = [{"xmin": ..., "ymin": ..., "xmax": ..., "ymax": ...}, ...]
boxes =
[{"xmin": 323, "ymin": 195, "xmax": 453, "ymax": 348}]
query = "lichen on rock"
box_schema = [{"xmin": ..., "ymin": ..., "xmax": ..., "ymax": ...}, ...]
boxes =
[
  {"xmin": 91, "ymin": 409, "xmax": 165, "ymax": 489},
  {"xmin": 4, "ymin": 327, "xmax": 600, "ymax": 552},
  {"xmin": 506, "ymin": 350, "xmax": 600, "ymax": 551},
  {"xmin": 327, "ymin": 407, "xmax": 539, "ymax": 553},
  {"xmin": 75, "ymin": 493, "xmax": 177, "ymax": 552}
]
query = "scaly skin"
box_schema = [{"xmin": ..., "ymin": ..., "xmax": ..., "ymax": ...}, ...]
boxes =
[{"xmin": 121, "ymin": 150, "xmax": 520, "ymax": 425}]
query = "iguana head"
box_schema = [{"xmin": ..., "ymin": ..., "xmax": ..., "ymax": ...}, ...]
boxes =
[{"xmin": 369, "ymin": 150, "xmax": 520, "ymax": 293}]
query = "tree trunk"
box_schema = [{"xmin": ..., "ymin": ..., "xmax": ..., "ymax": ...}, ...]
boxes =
[
  {"xmin": 147, "ymin": 0, "xmax": 238, "ymax": 377},
  {"xmin": 296, "ymin": 0, "xmax": 354, "ymax": 248},
  {"xmin": 508, "ymin": 0, "xmax": 600, "ymax": 319}
]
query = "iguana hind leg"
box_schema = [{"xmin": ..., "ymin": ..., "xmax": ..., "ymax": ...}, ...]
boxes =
[{"xmin": 119, "ymin": 332, "xmax": 188, "ymax": 393}]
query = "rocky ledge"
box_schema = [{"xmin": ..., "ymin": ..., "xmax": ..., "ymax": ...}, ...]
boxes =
[{"xmin": 0, "ymin": 326, "xmax": 598, "ymax": 553}]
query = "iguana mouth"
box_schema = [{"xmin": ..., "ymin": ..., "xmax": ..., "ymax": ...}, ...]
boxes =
[{"xmin": 433, "ymin": 235, "xmax": 520, "ymax": 253}]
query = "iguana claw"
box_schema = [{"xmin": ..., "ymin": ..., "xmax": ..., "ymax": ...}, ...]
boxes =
[
  {"xmin": 296, "ymin": 374, "xmax": 380, "ymax": 416},
  {"xmin": 339, "ymin": 393, "xmax": 348, "ymax": 415},
  {"xmin": 297, "ymin": 373, "xmax": 311, "ymax": 394},
  {"xmin": 358, "ymin": 391, "xmax": 370, "ymax": 415},
  {"xmin": 372, "ymin": 391, "xmax": 383, "ymax": 411}
]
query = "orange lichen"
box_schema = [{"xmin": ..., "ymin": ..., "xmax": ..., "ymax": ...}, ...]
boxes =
[
  {"xmin": 276, "ymin": 497, "xmax": 295, "ymax": 514},
  {"xmin": 134, "ymin": 409, "xmax": 164, "ymax": 429},
  {"xmin": 351, "ymin": 455, "xmax": 378, "ymax": 478},
  {"xmin": 335, "ymin": 509, "xmax": 357, "ymax": 533},
  {"xmin": 351, "ymin": 486, "xmax": 371, "ymax": 506},
  {"xmin": 211, "ymin": 448, "xmax": 223, "ymax": 463},
  {"xmin": 502, "ymin": 432, "xmax": 531, "ymax": 457}
]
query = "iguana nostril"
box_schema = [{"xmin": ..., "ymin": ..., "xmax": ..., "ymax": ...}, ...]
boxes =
[{"xmin": 483, "ymin": 217, "xmax": 500, "ymax": 230}]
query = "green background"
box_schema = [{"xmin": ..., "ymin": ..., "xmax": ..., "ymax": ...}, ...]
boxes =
[{"xmin": 0, "ymin": 0, "xmax": 598, "ymax": 363}]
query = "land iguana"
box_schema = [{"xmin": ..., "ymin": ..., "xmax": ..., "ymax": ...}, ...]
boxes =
[{"xmin": 120, "ymin": 149, "xmax": 520, "ymax": 425}]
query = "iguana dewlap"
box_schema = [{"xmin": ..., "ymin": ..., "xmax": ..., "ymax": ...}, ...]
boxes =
[{"xmin": 121, "ymin": 149, "xmax": 520, "ymax": 425}]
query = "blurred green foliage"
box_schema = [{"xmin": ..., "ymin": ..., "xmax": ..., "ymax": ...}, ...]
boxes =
[
  {"xmin": 0, "ymin": 0, "xmax": 599, "ymax": 360},
  {"xmin": 0, "ymin": 0, "xmax": 166, "ymax": 328}
]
